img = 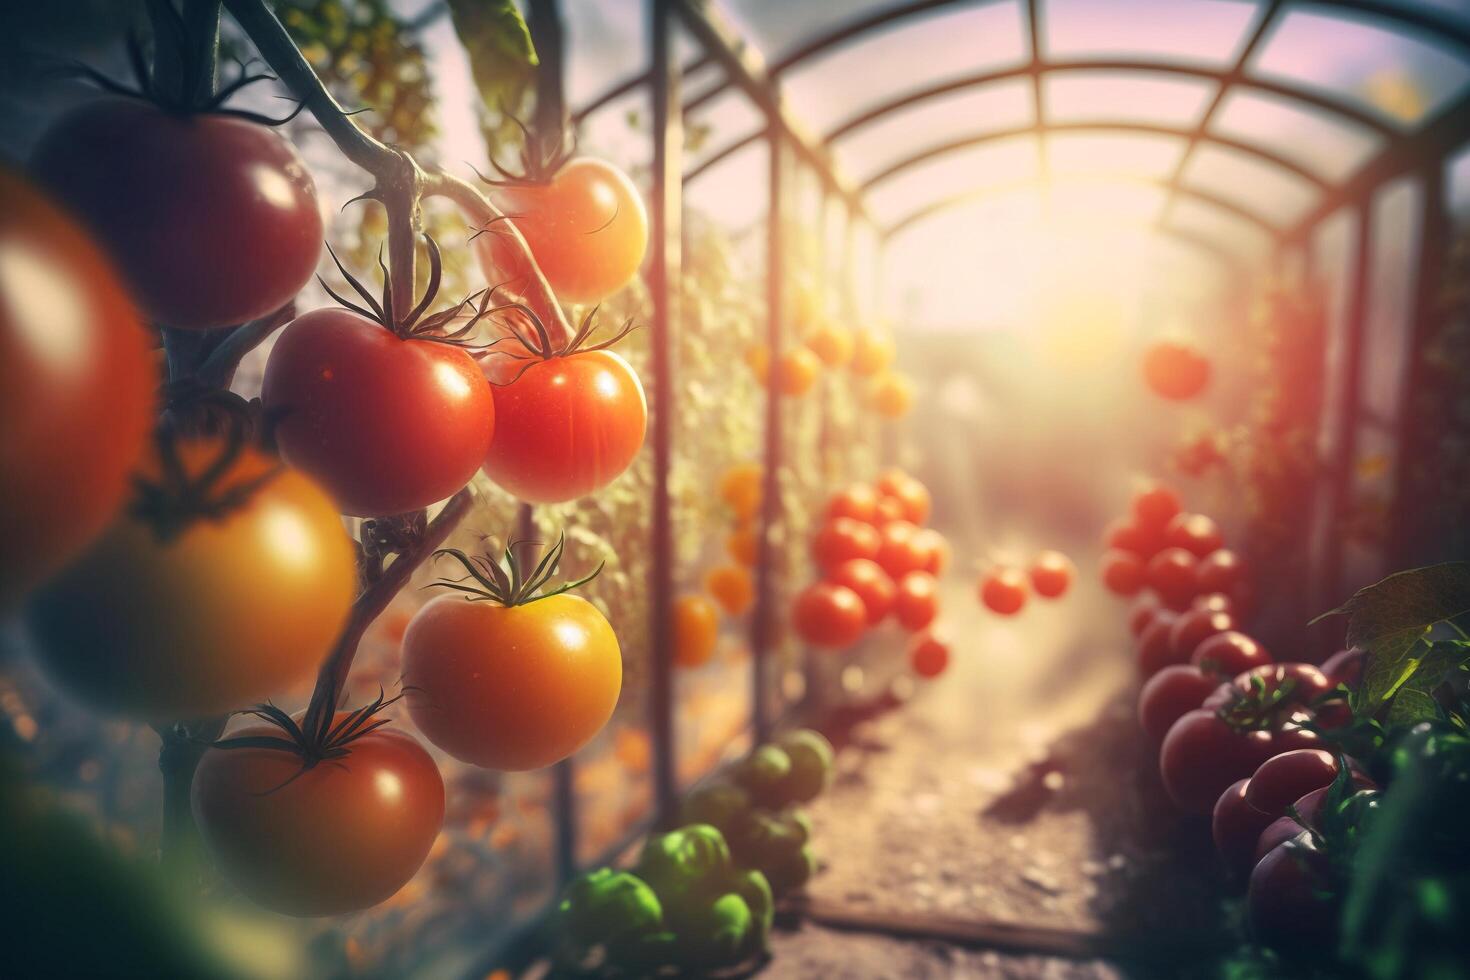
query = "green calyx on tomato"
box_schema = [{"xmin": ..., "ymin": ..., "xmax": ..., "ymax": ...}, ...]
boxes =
[
  {"xmin": 210, "ymin": 688, "xmax": 405, "ymax": 771},
  {"xmin": 491, "ymin": 301, "xmax": 637, "ymax": 378},
  {"xmin": 427, "ymin": 534, "xmax": 602, "ymax": 607}
]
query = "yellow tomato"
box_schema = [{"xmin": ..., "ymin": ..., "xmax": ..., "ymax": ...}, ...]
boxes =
[
  {"xmin": 705, "ymin": 564, "xmax": 754, "ymax": 616},
  {"xmin": 673, "ymin": 594, "xmax": 720, "ymax": 668}
]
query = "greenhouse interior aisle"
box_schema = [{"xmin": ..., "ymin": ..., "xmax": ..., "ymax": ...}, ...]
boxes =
[{"xmin": 769, "ymin": 576, "xmax": 1224, "ymax": 979}]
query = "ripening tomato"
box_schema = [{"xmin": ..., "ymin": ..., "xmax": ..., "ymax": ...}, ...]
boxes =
[
  {"xmin": 673, "ymin": 594, "xmax": 720, "ymax": 668},
  {"xmin": 475, "ymin": 158, "xmax": 648, "ymax": 305},
  {"xmin": 875, "ymin": 519, "xmax": 925, "ymax": 579},
  {"xmin": 192, "ymin": 720, "xmax": 444, "ymax": 916},
  {"xmin": 850, "ymin": 329, "xmax": 894, "ymax": 376},
  {"xmin": 32, "ymin": 98, "xmax": 322, "ymax": 329},
  {"xmin": 776, "ymin": 347, "xmax": 820, "ymax": 397},
  {"xmin": 727, "ymin": 524, "xmax": 759, "ymax": 566},
  {"xmin": 27, "ymin": 440, "xmax": 357, "ymax": 720},
  {"xmin": 403, "ymin": 591, "xmax": 622, "ymax": 770},
  {"xmin": 911, "ymin": 529, "xmax": 950, "ymax": 576},
  {"xmin": 1100, "ymin": 549, "xmax": 1146, "ymax": 596},
  {"xmin": 1133, "ymin": 485, "xmax": 1183, "ymax": 530},
  {"xmin": 980, "ymin": 567, "xmax": 1028, "ymax": 616},
  {"xmin": 826, "ymin": 484, "xmax": 879, "ymax": 525},
  {"xmin": 263, "ymin": 308, "xmax": 495, "ymax": 516},
  {"xmin": 1147, "ymin": 547, "xmax": 1199, "ymax": 608},
  {"xmin": 876, "ymin": 469, "xmax": 931, "ymax": 524},
  {"xmin": 828, "ymin": 558, "xmax": 895, "ymax": 625},
  {"xmin": 908, "ymin": 630, "xmax": 949, "ymax": 678},
  {"xmin": 0, "ymin": 168, "xmax": 154, "ymax": 607},
  {"xmin": 894, "ymin": 571, "xmax": 941, "ymax": 630},
  {"xmin": 806, "ymin": 322, "xmax": 853, "ymax": 367},
  {"xmin": 870, "ymin": 372, "xmax": 914, "ymax": 418},
  {"xmin": 1143, "ymin": 339, "xmax": 1210, "ymax": 401},
  {"xmin": 480, "ymin": 349, "xmax": 646, "ymax": 504},
  {"xmin": 1029, "ymin": 550, "xmax": 1074, "ymax": 599},
  {"xmin": 720, "ymin": 463, "xmax": 764, "ymax": 521},
  {"xmin": 705, "ymin": 565, "xmax": 753, "ymax": 617},
  {"xmin": 812, "ymin": 517, "xmax": 881, "ymax": 573},
  {"xmin": 1138, "ymin": 664, "xmax": 1217, "ymax": 743},
  {"xmin": 793, "ymin": 583, "xmax": 867, "ymax": 649},
  {"xmin": 1164, "ymin": 512, "xmax": 1223, "ymax": 558},
  {"xmin": 1168, "ymin": 608, "xmax": 1235, "ymax": 660},
  {"xmin": 1192, "ymin": 631, "xmax": 1272, "ymax": 677}
]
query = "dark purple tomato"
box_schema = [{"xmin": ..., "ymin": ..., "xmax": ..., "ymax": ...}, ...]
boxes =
[
  {"xmin": 1212, "ymin": 778, "xmax": 1276, "ymax": 879},
  {"xmin": 1248, "ymin": 832, "xmax": 1340, "ymax": 953},
  {"xmin": 1159, "ymin": 709, "xmax": 1274, "ymax": 814}
]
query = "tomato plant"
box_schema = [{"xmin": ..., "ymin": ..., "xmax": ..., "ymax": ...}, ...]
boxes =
[
  {"xmin": 28, "ymin": 436, "xmax": 357, "ymax": 720},
  {"xmin": 401, "ymin": 539, "xmax": 621, "ymax": 770},
  {"xmin": 828, "ymin": 558, "xmax": 894, "ymax": 625},
  {"xmin": 1029, "ymin": 550, "xmax": 1074, "ymax": 599},
  {"xmin": 895, "ymin": 571, "xmax": 941, "ymax": 630},
  {"xmin": 674, "ymin": 594, "xmax": 720, "ymax": 668},
  {"xmin": 263, "ymin": 243, "xmax": 498, "ymax": 517},
  {"xmin": 793, "ymin": 583, "xmax": 867, "ymax": 649},
  {"xmin": 979, "ymin": 567, "xmax": 1027, "ymax": 616},
  {"xmin": 192, "ymin": 705, "xmax": 444, "ymax": 916},
  {"xmin": 480, "ymin": 310, "xmax": 647, "ymax": 505},
  {"xmin": 0, "ymin": 168, "xmax": 155, "ymax": 607},
  {"xmin": 475, "ymin": 157, "xmax": 648, "ymax": 306},
  {"xmin": 33, "ymin": 98, "xmax": 323, "ymax": 330}
]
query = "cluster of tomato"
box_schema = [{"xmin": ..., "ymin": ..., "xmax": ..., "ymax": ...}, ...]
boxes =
[
  {"xmin": 1102, "ymin": 489, "xmax": 1383, "ymax": 949},
  {"xmin": 745, "ymin": 310, "xmax": 914, "ymax": 419},
  {"xmin": 3, "ymin": 63, "xmax": 655, "ymax": 922},
  {"xmin": 976, "ymin": 549, "xmax": 1075, "ymax": 616},
  {"xmin": 789, "ymin": 470, "xmax": 952, "ymax": 679}
]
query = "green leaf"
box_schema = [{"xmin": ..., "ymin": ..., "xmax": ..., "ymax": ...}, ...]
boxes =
[
  {"xmin": 1386, "ymin": 641, "xmax": 1469, "ymax": 726},
  {"xmin": 1311, "ymin": 562, "xmax": 1470, "ymax": 716},
  {"xmin": 447, "ymin": 0, "xmax": 538, "ymax": 121}
]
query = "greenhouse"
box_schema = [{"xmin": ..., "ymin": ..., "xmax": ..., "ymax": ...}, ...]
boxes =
[{"xmin": 2, "ymin": 0, "xmax": 1470, "ymax": 977}]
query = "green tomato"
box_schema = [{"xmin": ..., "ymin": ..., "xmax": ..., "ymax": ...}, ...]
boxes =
[
  {"xmin": 677, "ymin": 892, "xmax": 752, "ymax": 967},
  {"xmin": 734, "ymin": 868, "xmax": 774, "ymax": 951},
  {"xmin": 681, "ymin": 781, "xmax": 751, "ymax": 836},
  {"xmin": 555, "ymin": 868, "xmax": 663, "ymax": 957},
  {"xmin": 777, "ymin": 729, "xmax": 834, "ymax": 804},
  {"xmin": 734, "ymin": 745, "xmax": 793, "ymax": 806},
  {"xmin": 635, "ymin": 824, "xmax": 733, "ymax": 925},
  {"xmin": 728, "ymin": 810, "xmax": 805, "ymax": 869},
  {"xmin": 764, "ymin": 843, "xmax": 817, "ymax": 896}
]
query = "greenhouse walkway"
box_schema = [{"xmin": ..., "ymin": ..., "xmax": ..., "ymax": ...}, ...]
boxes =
[{"xmin": 767, "ymin": 578, "xmax": 1227, "ymax": 979}]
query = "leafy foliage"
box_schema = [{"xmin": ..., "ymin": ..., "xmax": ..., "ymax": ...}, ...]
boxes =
[{"xmin": 445, "ymin": 0, "xmax": 538, "ymax": 152}]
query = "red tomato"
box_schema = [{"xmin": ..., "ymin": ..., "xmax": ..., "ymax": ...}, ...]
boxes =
[
  {"xmin": 192, "ymin": 720, "xmax": 444, "ymax": 916},
  {"xmin": 1211, "ymin": 778, "xmax": 1277, "ymax": 879},
  {"xmin": 1159, "ymin": 709, "xmax": 1275, "ymax": 813},
  {"xmin": 1252, "ymin": 786, "xmax": 1377, "ymax": 866},
  {"xmin": 32, "ymin": 99, "xmax": 322, "ymax": 329},
  {"xmin": 1244, "ymin": 749, "xmax": 1372, "ymax": 817},
  {"xmin": 1132, "ymin": 484, "xmax": 1182, "ymax": 529},
  {"xmin": 1191, "ymin": 591, "xmax": 1236, "ymax": 615},
  {"xmin": 1142, "ymin": 339, "xmax": 1210, "ymax": 401},
  {"xmin": 812, "ymin": 517, "xmax": 882, "ymax": 573},
  {"xmin": 1029, "ymin": 550, "xmax": 1074, "ymax": 599},
  {"xmin": 1128, "ymin": 596, "xmax": 1162, "ymax": 637},
  {"xmin": 1320, "ymin": 647, "xmax": 1364, "ymax": 688},
  {"xmin": 1103, "ymin": 517, "xmax": 1155, "ymax": 557},
  {"xmin": 828, "ymin": 558, "xmax": 895, "ymax": 625},
  {"xmin": 876, "ymin": 470, "xmax": 931, "ymax": 525},
  {"xmin": 1203, "ymin": 663, "xmax": 1333, "ymax": 712},
  {"xmin": 1168, "ymin": 608, "xmax": 1236, "ymax": 660},
  {"xmin": 1192, "ymin": 631, "xmax": 1272, "ymax": 678},
  {"xmin": 403, "ymin": 591, "xmax": 622, "ymax": 770},
  {"xmin": 1136, "ymin": 612, "xmax": 1182, "ymax": 676},
  {"xmin": 1163, "ymin": 513, "xmax": 1223, "ymax": 558},
  {"xmin": 1138, "ymin": 664, "xmax": 1217, "ymax": 743},
  {"xmin": 1100, "ymin": 549, "xmax": 1146, "ymax": 596},
  {"xmin": 263, "ymin": 308, "xmax": 495, "ymax": 517},
  {"xmin": 826, "ymin": 484, "xmax": 879, "ymax": 524},
  {"xmin": 1196, "ymin": 548, "xmax": 1249, "ymax": 596},
  {"xmin": 482, "ymin": 349, "xmax": 646, "ymax": 504},
  {"xmin": 979, "ymin": 567, "xmax": 1028, "ymax": 615},
  {"xmin": 476, "ymin": 158, "xmax": 648, "ymax": 305},
  {"xmin": 875, "ymin": 519, "xmax": 925, "ymax": 579},
  {"xmin": 874, "ymin": 494, "xmax": 907, "ymax": 524},
  {"xmin": 1146, "ymin": 547, "xmax": 1199, "ymax": 608},
  {"xmin": 911, "ymin": 529, "xmax": 950, "ymax": 576},
  {"xmin": 907, "ymin": 630, "xmax": 950, "ymax": 678},
  {"xmin": 1248, "ymin": 833, "xmax": 1339, "ymax": 953},
  {"xmin": 28, "ymin": 440, "xmax": 357, "ymax": 721},
  {"xmin": 793, "ymin": 583, "xmax": 867, "ymax": 649},
  {"xmin": 0, "ymin": 168, "xmax": 154, "ymax": 606},
  {"xmin": 895, "ymin": 571, "xmax": 941, "ymax": 631}
]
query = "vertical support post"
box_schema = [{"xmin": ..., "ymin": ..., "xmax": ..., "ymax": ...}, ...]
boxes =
[
  {"xmin": 648, "ymin": 0, "xmax": 681, "ymax": 824},
  {"xmin": 1312, "ymin": 200, "xmax": 1374, "ymax": 615},
  {"xmin": 1387, "ymin": 162, "xmax": 1446, "ymax": 568},
  {"xmin": 751, "ymin": 123, "xmax": 785, "ymax": 743}
]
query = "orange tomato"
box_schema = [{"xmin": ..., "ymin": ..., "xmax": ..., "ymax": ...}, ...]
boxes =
[
  {"xmin": 894, "ymin": 571, "xmax": 940, "ymax": 631},
  {"xmin": 828, "ymin": 558, "xmax": 895, "ymax": 625},
  {"xmin": 745, "ymin": 343, "xmax": 771, "ymax": 384},
  {"xmin": 911, "ymin": 529, "xmax": 950, "ymax": 576},
  {"xmin": 876, "ymin": 468, "xmax": 932, "ymax": 524},
  {"xmin": 875, "ymin": 519, "xmax": 925, "ymax": 580},
  {"xmin": 719, "ymin": 462, "xmax": 764, "ymax": 520},
  {"xmin": 980, "ymin": 567, "xmax": 1028, "ymax": 615},
  {"xmin": 705, "ymin": 564, "xmax": 754, "ymax": 617},
  {"xmin": 793, "ymin": 583, "xmax": 867, "ymax": 649},
  {"xmin": 870, "ymin": 372, "xmax": 914, "ymax": 418},
  {"xmin": 673, "ymin": 594, "xmax": 719, "ymax": 668},
  {"xmin": 776, "ymin": 347, "xmax": 821, "ymax": 397},
  {"xmin": 727, "ymin": 523, "xmax": 759, "ymax": 566},
  {"xmin": 806, "ymin": 322, "xmax": 854, "ymax": 367},
  {"xmin": 825, "ymin": 483, "xmax": 879, "ymax": 525},
  {"xmin": 850, "ymin": 329, "xmax": 894, "ymax": 376}
]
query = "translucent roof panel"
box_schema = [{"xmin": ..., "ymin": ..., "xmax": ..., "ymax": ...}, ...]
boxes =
[
  {"xmin": 1166, "ymin": 197, "xmax": 1275, "ymax": 259},
  {"xmin": 778, "ymin": 1, "xmax": 1029, "ymax": 134},
  {"xmin": 831, "ymin": 79, "xmax": 1034, "ymax": 183},
  {"xmin": 576, "ymin": 88, "xmax": 649, "ymax": 171},
  {"xmin": 1044, "ymin": 70, "xmax": 1218, "ymax": 128},
  {"xmin": 1210, "ymin": 88, "xmax": 1384, "ymax": 183},
  {"xmin": 866, "ymin": 136, "xmax": 1041, "ymax": 226},
  {"xmin": 1041, "ymin": 0, "xmax": 1266, "ymax": 67},
  {"xmin": 1249, "ymin": 5, "xmax": 1470, "ymax": 126},
  {"xmin": 1049, "ymin": 178, "xmax": 1170, "ymax": 224},
  {"xmin": 685, "ymin": 139, "xmax": 766, "ymax": 232},
  {"xmin": 685, "ymin": 88, "xmax": 764, "ymax": 172},
  {"xmin": 1181, "ymin": 144, "xmax": 1321, "ymax": 228},
  {"xmin": 1048, "ymin": 132, "xmax": 1187, "ymax": 181},
  {"xmin": 562, "ymin": 0, "xmax": 646, "ymax": 110},
  {"xmin": 720, "ymin": 0, "xmax": 899, "ymax": 64}
]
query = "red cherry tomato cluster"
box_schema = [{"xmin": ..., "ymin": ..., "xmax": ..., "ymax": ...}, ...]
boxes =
[
  {"xmin": 792, "ymin": 470, "xmax": 952, "ymax": 681},
  {"xmin": 976, "ymin": 549, "xmax": 1075, "ymax": 616}
]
